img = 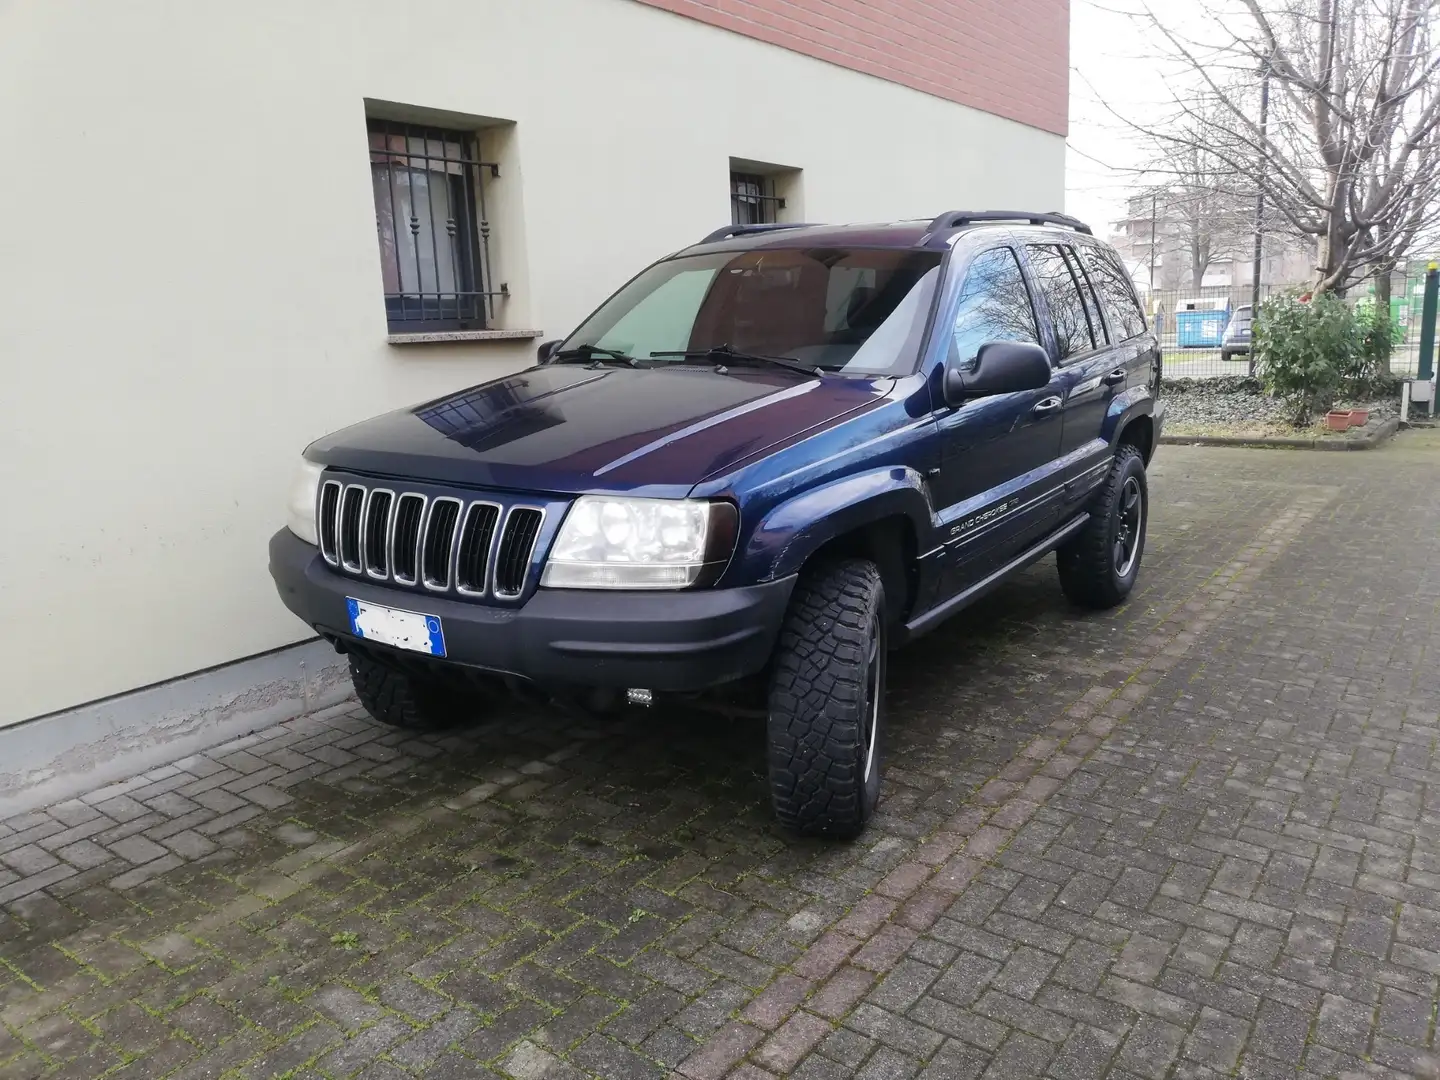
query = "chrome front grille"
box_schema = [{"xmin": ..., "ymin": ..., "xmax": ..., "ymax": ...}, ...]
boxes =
[
  {"xmin": 421, "ymin": 498, "xmax": 462, "ymax": 591},
  {"xmin": 362, "ymin": 490, "xmax": 393, "ymax": 579},
  {"xmin": 495, "ymin": 508, "xmax": 544, "ymax": 598},
  {"xmin": 456, "ymin": 502, "xmax": 501, "ymax": 595},
  {"xmin": 318, "ymin": 479, "xmax": 544, "ymax": 600},
  {"xmin": 392, "ymin": 494, "xmax": 425, "ymax": 585}
]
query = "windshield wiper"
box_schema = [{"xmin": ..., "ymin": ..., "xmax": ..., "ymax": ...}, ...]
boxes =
[
  {"xmin": 552, "ymin": 344, "xmax": 643, "ymax": 368},
  {"xmin": 650, "ymin": 345, "xmax": 823, "ymax": 378}
]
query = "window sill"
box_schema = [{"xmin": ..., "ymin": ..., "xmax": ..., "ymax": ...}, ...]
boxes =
[{"xmin": 387, "ymin": 329, "xmax": 543, "ymax": 346}]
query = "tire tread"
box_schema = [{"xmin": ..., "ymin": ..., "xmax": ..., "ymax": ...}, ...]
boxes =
[
  {"xmin": 1057, "ymin": 445, "xmax": 1146, "ymax": 610},
  {"xmin": 767, "ymin": 559, "xmax": 884, "ymax": 838},
  {"xmin": 349, "ymin": 656, "xmax": 458, "ymax": 730}
]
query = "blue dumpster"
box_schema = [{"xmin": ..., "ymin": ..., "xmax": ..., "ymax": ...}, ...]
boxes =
[{"xmin": 1174, "ymin": 298, "xmax": 1231, "ymax": 347}]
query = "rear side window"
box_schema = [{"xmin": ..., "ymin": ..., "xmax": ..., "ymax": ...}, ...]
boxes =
[
  {"xmin": 1027, "ymin": 245, "xmax": 1097, "ymax": 361},
  {"xmin": 950, "ymin": 247, "xmax": 1041, "ymax": 371},
  {"xmin": 1079, "ymin": 247, "xmax": 1148, "ymax": 341},
  {"xmin": 1067, "ymin": 249, "xmax": 1109, "ymax": 347}
]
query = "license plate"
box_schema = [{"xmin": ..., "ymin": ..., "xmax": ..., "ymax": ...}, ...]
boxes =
[{"xmin": 346, "ymin": 598, "xmax": 446, "ymax": 657}]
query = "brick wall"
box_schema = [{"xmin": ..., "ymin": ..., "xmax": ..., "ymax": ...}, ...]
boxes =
[{"xmin": 631, "ymin": 0, "xmax": 1069, "ymax": 136}]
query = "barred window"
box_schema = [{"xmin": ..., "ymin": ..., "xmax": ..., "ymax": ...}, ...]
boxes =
[
  {"xmin": 368, "ymin": 118, "xmax": 503, "ymax": 332},
  {"xmin": 730, "ymin": 171, "xmax": 784, "ymax": 226}
]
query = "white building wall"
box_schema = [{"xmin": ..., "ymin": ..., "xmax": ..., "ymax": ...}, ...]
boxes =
[{"xmin": 0, "ymin": 0, "xmax": 1064, "ymax": 727}]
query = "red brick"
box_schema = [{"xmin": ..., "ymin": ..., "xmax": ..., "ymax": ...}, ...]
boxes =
[
  {"xmin": 792, "ymin": 931, "xmax": 862, "ymax": 980},
  {"xmin": 632, "ymin": 0, "xmax": 1069, "ymax": 135},
  {"xmin": 963, "ymin": 825, "xmax": 1012, "ymax": 860},
  {"xmin": 998, "ymin": 757, "xmax": 1041, "ymax": 783},
  {"xmin": 754, "ymin": 1011, "xmax": 831, "ymax": 1073},
  {"xmin": 852, "ymin": 924, "xmax": 918, "ymax": 971},
  {"xmin": 1022, "ymin": 737, "xmax": 1060, "ymax": 760},
  {"xmin": 837, "ymin": 893, "xmax": 901, "ymax": 935},
  {"xmin": 808, "ymin": 964, "xmax": 875, "ymax": 1019},
  {"xmin": 740, "ymin": 974, "xmax": 814, "ymax": 1031},
  {"xmin": 989, "ymin": 798, "xmax": 1039, "ymax": 831},
  {"xmin": 945, "ymin": 807, "xmax": 988, "ymax": 836},
  {"xmin": 932, "ymin": 856, "xmax": 983, "ymax": 895},
  {"xmin": 1039, "ymin": 753, "xmax": 1084, "ymax": 780},
  {"xmin": 897, "ymin": 885, "xmax": 955, "ymax": 930},
  {"xmin": 914, "ymin": 832, "xmax": 965, "ymax": 867},
  {"xmin": 976, "ymin": 779, "xmax": 1019, "ymax": 806},
  {"xmin": 875, "ymin": 862, "xmax": 930, "ymax": 901},
  {"xmin": 678, "ymin": 1020, "xmax": 762, "ymax": 1080},
  {"xmin": 1020, "ymin": 776, "xmax": 1062, "ymax": 803}
]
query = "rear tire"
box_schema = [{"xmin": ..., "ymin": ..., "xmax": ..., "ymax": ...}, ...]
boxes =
[
  {"xmin": 349, "ymin": 654, "xmax": 475, "ymax": 731},
  {"xmin": 1057, "ymin": 445, "xmax": 1148, "ymax": 610},
  {"xmin": 767, "ymin": 559, "xmax": 886, "ymax": 840}
]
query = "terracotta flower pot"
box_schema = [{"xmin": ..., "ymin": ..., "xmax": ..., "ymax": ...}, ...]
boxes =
[
  {"xmin": 1326, "ymin": 410, "xmax": 1353, "ymax": 431},
  {"xmin": 1349, "ymin": 408, "xmax": 1370, "ymax": 426}
]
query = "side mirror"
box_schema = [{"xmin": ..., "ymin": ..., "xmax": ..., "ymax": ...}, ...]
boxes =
[
  {"xmin": 943, "ymin": 341, "xmax": 1053, "ymax": 406},
  {"xmin": 537, "ymin": 339, "xmax": 563, "ymax": 364}
]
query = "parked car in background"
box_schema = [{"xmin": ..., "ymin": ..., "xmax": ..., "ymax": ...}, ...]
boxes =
[
  {"xmin": 270, "ymin": 211, "xmax": 1164, "ymax": 839},
  {"xmin": 1221, "ymin": 303, "xmax": 1253, "ymax": 361}
]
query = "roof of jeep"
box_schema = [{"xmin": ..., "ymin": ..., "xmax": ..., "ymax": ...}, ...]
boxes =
[{"xmin": 678, "ymin": 212, "xmax": 1095, "ymax": 256}]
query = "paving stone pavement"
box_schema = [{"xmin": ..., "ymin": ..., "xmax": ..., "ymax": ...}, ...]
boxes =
[{"xmin": 5, "ymin": 433, "xmax": 1440, "ymax": 1079}]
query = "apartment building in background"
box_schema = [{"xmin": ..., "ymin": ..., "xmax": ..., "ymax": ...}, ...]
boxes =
[
  {"xmin": 0, "ymin": 0, "xmax": 1070, "ymax": 800},
  {"xmin": 1109, "ymin": 193, "xmax": 1313, "ymax": 294}
]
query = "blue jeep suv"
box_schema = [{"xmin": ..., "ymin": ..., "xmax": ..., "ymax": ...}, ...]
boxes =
[{"xmin": 270, "ymin": 210, "xmax": 1163, "ymax": 838}]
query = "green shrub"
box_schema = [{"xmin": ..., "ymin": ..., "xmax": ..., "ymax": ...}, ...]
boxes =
[
  {"xmin": 1353, "ymin": 303, "xmax": 1396, "ymax": 387},
  {"xmin": 1253, "ymin": 291, "xmax": 1360, "ymax": 426}
]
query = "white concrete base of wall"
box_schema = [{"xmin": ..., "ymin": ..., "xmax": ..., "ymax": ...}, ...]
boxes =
[{"xmin": 0, "ymin": 641, "xmax": 351, "ymax": 819}]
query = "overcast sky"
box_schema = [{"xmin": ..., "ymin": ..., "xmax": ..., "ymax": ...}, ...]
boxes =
[{"xmin": 1065, "ymin": 0, "xmax": 1208, "ymax": 235}]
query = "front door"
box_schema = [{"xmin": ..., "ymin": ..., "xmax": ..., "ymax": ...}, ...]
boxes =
[{"xmin": 928, "ymin": 245, "xmax": 1065, "ymax": 595}]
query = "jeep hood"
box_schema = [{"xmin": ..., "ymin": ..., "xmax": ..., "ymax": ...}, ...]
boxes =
[{"xmin": 307, "ymin": 364, "xmax": 890, "ymax": 496}]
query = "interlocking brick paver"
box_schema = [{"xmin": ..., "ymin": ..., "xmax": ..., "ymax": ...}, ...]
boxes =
[{"xmin": 9, "ymin": 443, "xmax": 1440, "ymax": 1077}]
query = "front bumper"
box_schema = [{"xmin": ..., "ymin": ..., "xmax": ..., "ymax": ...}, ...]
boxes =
[{"xmin": 268, "ymin": 529, "xmax": 795, "ymax": 692}]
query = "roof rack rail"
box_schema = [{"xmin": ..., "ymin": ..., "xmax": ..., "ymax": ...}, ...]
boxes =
[
  {"xmin": 926, "ymin": 210, "xmax": 1092, "ymax": 235},
  {"xmin": 697, "ymin": 222, "xmax": 815, "ymax": 245}
]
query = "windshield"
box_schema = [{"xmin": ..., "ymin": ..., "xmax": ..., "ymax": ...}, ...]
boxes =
[{"xmin": 561, "ymin": 247, "xmax": 944, "ymax": 376}]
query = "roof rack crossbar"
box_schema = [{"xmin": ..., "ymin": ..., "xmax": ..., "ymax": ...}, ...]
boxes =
[
  {"xmin": 698, "ymin": 222, "xmax": 815, "ymax": 245},
  {"xmin": 926, "ymin": 210, "xmax": 1092, "ymax": 235}
]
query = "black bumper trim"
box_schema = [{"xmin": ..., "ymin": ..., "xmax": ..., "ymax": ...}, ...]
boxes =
[{"xmin": 268, "ymin": 529, "xmax": 795, "ymax": 692}]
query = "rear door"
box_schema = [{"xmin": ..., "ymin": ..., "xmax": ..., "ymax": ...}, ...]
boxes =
[
  {"xmin": 1077, "ymin": 242, "xmax": 1160, "ymax": 428},
  {"xmin": 1023, "ymin": 243, "xmax": 1123, "ymax": 461}
]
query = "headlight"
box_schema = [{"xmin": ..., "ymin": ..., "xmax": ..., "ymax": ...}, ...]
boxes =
[
  {"xmin": 540, "ymin": 496, "xmax": 738, "ymax": 589},
  {"xmin": 285, "ymin": 458, "xmax": 326, "ymax": 546}
]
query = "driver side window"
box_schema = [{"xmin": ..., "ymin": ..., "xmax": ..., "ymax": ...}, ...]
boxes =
[{"xmin": 952, "ymin": 247, "xmax": 1041, "ymax": 371}]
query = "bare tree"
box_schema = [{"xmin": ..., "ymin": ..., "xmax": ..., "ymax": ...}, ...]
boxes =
[
  {"xmin": 1138, "ymin": 129, "xmax": 1257, "ymax": 289},
  {"xmin": 1113, "ymin": 0, "xmax": 1440, "ymax": 295}
]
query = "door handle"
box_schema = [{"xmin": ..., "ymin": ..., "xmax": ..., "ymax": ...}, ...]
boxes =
[
  {"xmin": 1033, "ymin": 396, "xmax": 1063, "ymax": 414},
  {"xmin": 1103, "ymin": 368, "xmax": 1128, "ymax": 385}
]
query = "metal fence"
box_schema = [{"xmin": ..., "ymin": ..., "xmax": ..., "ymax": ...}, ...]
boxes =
[
  {"xmin": 1141, "ymin": 285, "xmax": 1280, "ymax": 379},
  {"xmin": 1140, "ymin": 265, "xmax": 1437, "ymax": 380}
]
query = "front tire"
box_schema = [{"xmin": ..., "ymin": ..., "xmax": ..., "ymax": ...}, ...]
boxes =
[
  {"xmin": 767, "ymin": 560, "xmax": 886, "ymax": 840},
  {"xmin": 1057, "ymin": 445, "xmax": 1148, "ymax": 610},
  {"xmin": 349, "ymin": 654, "xmax": 474, "ymax": 731}
]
